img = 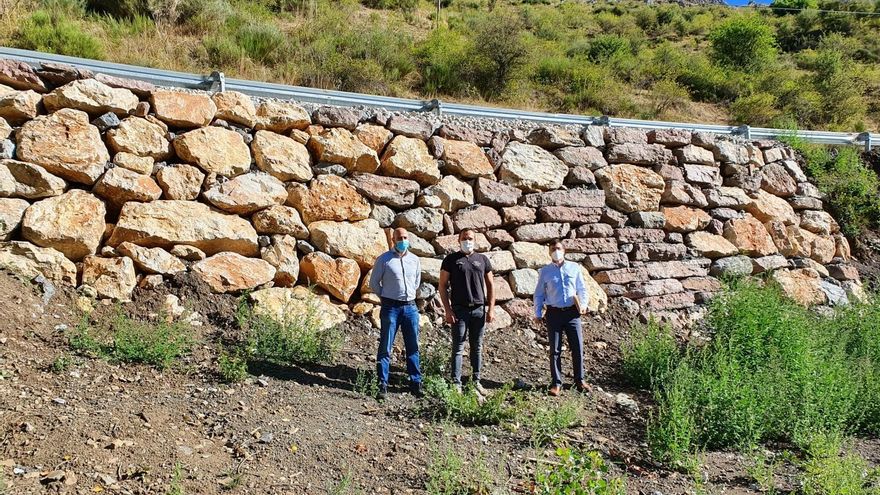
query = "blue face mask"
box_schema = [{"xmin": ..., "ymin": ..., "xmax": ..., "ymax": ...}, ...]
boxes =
[{"xmin": 395, "ymin": 240, "xmax": 409, "ymax": 253}]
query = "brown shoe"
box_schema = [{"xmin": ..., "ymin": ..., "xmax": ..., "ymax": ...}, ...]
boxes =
[
  {"xmin": 548, "ymin": 385, "xmax": 561, "ymax": 397},
  {"xmin": 576, "ymin": 381, "xmax": 593, "ymax": 394}
]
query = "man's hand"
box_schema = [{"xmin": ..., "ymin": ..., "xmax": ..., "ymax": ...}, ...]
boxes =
[
  {"xmin": 486, "ymin": 307, "xmax": 495, "ymax": 323},
  {"xmin": 444, "ymin": 312, "xmax": 457, "ymax": 325}
]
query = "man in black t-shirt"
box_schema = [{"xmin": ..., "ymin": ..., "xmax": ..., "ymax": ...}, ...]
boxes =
[{"xmin": 439, "ymin": 228, "xmax": 496, "ymax": 394}]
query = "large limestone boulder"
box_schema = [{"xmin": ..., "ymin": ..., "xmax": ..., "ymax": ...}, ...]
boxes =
[
  {"xmin": 0, "ymin": 198, "xmax": 29, "ymax": 240},
  {"xmin": 252, "ymin": 205, "xmax": 309, "ymax": 238},
  {"xmin": 16, "ymin": 109, "xmax": 110, "ymax": 185},
  {"xmin": 509, "ymin": 268, "xmax": 539, "ymax": 297},
  {"xmin": 686, "ymin": 231, "xmax": 738, "ymax": 259},
  {"xmin": 810, "ymin": 234, "xmax": 836, "ymax": 264},
  {"xmin": 510, "ymin": 241, "xmax": 550, "ymax": 269},
  {"xmin": 260, "ymin": 235, "xmax": 300, "ymax": 286},
  {"xmin": 108, "ymin": 200, "xmax": 259, "ymax": 256},
  {"xmin": 346, "ymin": 173, "xmax": 420, "ymax": 209},
  {"xmin": 662, "ymin": 206, "xmax": 711, "ymax": 233},
  {"xmin": 595, "ymin": 164, "xmax": 665, "ymax": 213},
  {"xmin": 252, "ymin": 130, "xmax": 313, "ymax": 182},
  {"xmin": 192, "ymin": 252, "xmax": 276, "ymax": 293},
  {"xmin": 308, "ymin": 127, "xmax": 379, "ymax": 173},
  {"xmin": 452, "ymin": 205, "xmax": 503, "ymax": 232},
  {"xmin": 723, "ymin": 214, "xmax": 778, "ymax": 257},
  {"xmin": 254, "ymin": 100, "xmax": 311, "ymax": 133},
  {"xmin": 800, "ymin": 210, "xmax": 837, "ymax": 235},
  {"xmin": 93, "ymin": 166, "xmax": 162, "ymax": 205},
  {"xmin": 439, "ymin": 139, "xmax": 494, "ymax": 178},
  {"xmin": 107, "ymin": 117, "xmax": 171, "ymax": 160},
  {"xmin": 21, "ymin": 190, "xmax": 105, "ymax": 261},
  {"xmin": 772, "ymin": 268, "xmax": 826, "ymax": 306},
  {"xmin": 300, "ymin": 252, "xmax": 361, "ymax": 302},
  {"xmin": 212, "ymin": 91, "xmax": 256, "ymax": 128},
  {"xmin": 43, "ymin": 79, "xmax": 138, "ymax": 116},
  {"xmin": 113, "ymin": 152, "xmax": 154, "ymax": 175},
  {"xmin": 0, "ymin": 241, "xmax": 76, "ymax": 284},
  {"xmin": 393, "ymin": 207, "xmax": 444, "ymax": 240},
  {"xmin": 499, "ymin": 142, "xmax": 567, "ymax": 192},
  {"xmin": 422, "ymin": 175, "xmax": 474, "ymax": 212},
  {"xmin": 745, "ymin": 189, "xmax": 798, "ymax": 225},
  {"xmin": 203, "ymin": 173, "xmax": 287, "ymax": 215},
  {"xmin": 578, "ymin": 264, "xmax": 608, "ymax": 313},
  {"xmin": 0, "ymin": 90, "xmax": 41, "ymax": 123},
  {"xmin": 150, "ymin": 90, "xmax": 217, "ymax": 128},
  {"xmin": 760, "ymin": 162, "xmax": 797, "ymax": 197},
  {"xmin": 0, "ymin": 159, "xmax": 66, "ymax": 199},
  {"xmin": 173, "ymin": 127, "xmax": 251, "ymax": 177},
  {"xmin": 309, "ymin": 219, "xmax": 387, "ymax": 269},
  {"xmin": 380, "ymin": 136, "xmax": 441, "ymax": 186},
  {"xmin": 765, "ymin": 221, "xmax": 810, "ymax": 258},
  {"xmin": 354, "ymin": 124, "xmax": 394, "ymax": 154},
  {"xmin": 82, "ymin": 256, "xmax": 137, "ymax": 301},
  {"xmin": 0, "ymin": 60, "xmax": 48, "ymax": 93},
  {"xmin": 249, "ymin": 286, "xmax": 346, "ymax": 331},
  {"xmin": 606, "ymin": 143, "xmax": 674, "ymax": 165},
  {"xmin": 116, "ymin": 242, "xmax": 186, "ymax": 275},
  {"xmin": 155, "ymin": 164, "xmax": 205, "ymax": 200},
  {"xmin": 287, "ymin": 175, "xmax": 371, "ymax": 224}
]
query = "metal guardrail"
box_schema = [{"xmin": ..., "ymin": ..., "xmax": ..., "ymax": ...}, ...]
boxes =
[{"xmin": 2, "ymin": 46, "xmax": 877, "ymax": 151}]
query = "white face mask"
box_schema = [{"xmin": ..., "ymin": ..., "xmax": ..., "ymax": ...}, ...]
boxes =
[
  {"xmin": 551, "ymin": 249, "xmax": 564, "ymax": 262},
  {"xmin": 460, "ymin": 239, "xmax": 475, "ymax": 253}
]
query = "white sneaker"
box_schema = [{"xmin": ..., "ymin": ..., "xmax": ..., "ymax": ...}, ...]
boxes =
[{"xmin": 474, "ymin": 382, "xmax": 488, "ymax": 396}]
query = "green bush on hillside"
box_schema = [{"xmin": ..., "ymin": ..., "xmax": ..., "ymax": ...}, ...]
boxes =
[
  {"xmin": 17, "ymin": 10, "xmax": 104, "ymax": 59},
  {"xmin": 710, "ymin": 16, "xmax": 777, "ymax": 73}
]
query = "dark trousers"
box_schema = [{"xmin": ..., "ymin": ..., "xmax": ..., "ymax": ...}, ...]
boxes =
[
  {"xmin": 546, "ymin": 306, "xmax": 585, "ymax": 386},
  {"xmin": 450, "ymin": 305, "xmax": 486, "ymax": 385},
  {"xmin": 376, "ymin": 299, "xmax": 421, "ymax": 387}
]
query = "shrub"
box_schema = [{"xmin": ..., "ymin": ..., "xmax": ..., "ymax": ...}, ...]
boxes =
[
  {"xmin": 468, "ymin": 12, "xmax": 528, "ymax": 99},
  {"xmin": 415, "ymin": 28, "xmax": 473, "ymax": 96},
  {"xmin": 621, "ymin": 319, "xmax": 680, "ymax": 390},
  {"xmin": 771, "ymin": 0, "xmax": 819, "ymax": 10},
  {"xmin": 236, "ymin": 297, "xmax": 343, "ymax": 366},
  {"xmin": 203, "ymin": 33, "xmax": 245, "ymax": 67},
  {"xmin": 217, "ymin": 351, "xmax": 248, "ymax": 383},
  {"xmin": 353, "ymin": 368, "xmax": 379, "ymax": 398},
  {"xmin": 426, "ymin": 442, "xmax": 496, "ymax": 495},
  {"xmin": 709, "ymin": 16, "xmax": 777, "ymax": 73},
  {"xmin": 528, "ymin": 398, "xmax": 583, "ymax": 447},
  {"xmin": 426, "ymin": 379, "xmax": 521, "ymax": 426},
  {"xmin": 532, "ymin": 447, "xmax": 626, "ymax": 495},
  {"xmin": 17, "ymin": 10, "xmax": 104, "ymax": 59},
  {"xmin": 641, "ymin": 280, "xmax": 880, "ymax": 464},
  {"xmin": 650, "ymin": 79, "xmax": 689, "ymax": 117},
  {"xmin": 800, "ymin": 433, "xmax": 880, "ymax": 495},
  {"xmin": 177, "ymin": 0, "xmax": 234, "ymax": 34},
  {"xmin": 233, "ymin": 22, "xmax": 284, "ymax": 64},
  {"xmin": 69, "ymin": 309, "xmax": 192, "ymax": 369},
  {"xmin": 730, "ymin": 92, "xmax": 780, "ymax": 126},
  {"xmin": 583, "ymin": 34, "xmax": 631, "ymax": 63}
]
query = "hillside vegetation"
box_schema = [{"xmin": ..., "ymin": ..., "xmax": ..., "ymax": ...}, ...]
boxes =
[{"xmin": 0, "ymin": 0, "xmax": 878, "ymax": 131}]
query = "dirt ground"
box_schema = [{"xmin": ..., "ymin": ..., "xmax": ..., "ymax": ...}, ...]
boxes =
[{"xmin": 0, "ymin": 268, "xmax": 876, "ymax": 494}]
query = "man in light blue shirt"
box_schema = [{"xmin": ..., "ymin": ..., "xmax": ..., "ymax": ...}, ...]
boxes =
[
  {"xmin": 369, "ymin": 227, "xmax": 423, "ymax": 400},
  {"xmin": 533, "ymin": 238, "xmax": 590, "ymax": 397}
]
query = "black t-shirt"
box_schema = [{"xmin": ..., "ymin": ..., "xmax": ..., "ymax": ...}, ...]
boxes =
[{"xmin": 440, "ymin": 252, "xmax": 493, "ymax": 306}]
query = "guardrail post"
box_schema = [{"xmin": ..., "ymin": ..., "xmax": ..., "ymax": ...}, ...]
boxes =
[
  {"xmin": 596, "ymin": 115, "xmax": 610, "ymax": 126},
  {"xmin": 857, "ymin": 132, "xmax": 873, "ymax": 153},
  {"xmin": 733, "ymin": 124, "xmax": 751, "ymax": 140},
  {"xmin": 209, "ymin": 71, "xmax": 225, "ymax": 93},
  {"xmin": 421, "ymin": 99, "xmax": 442, "ymax": 116}
]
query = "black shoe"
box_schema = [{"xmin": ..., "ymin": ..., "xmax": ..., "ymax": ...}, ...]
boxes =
[
  {"xmin": 377, "ymin": 385, "xmax": 388, "ymax": 401},
  {"xmin": 410, "ymin": 382, "xmax": 424, "ymax": 398}
]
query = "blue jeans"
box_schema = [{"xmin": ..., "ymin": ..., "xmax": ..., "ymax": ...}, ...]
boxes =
[
  {"xmin": 451, "ymin": 305, "xmax": 486, "ymax": 385},
  {"xmin": 376, "ymin": 299, "xmax": 421, "ymax": 387},
  {"xmin": 546, "ymin": 307, "xmax": 585, "ymax": 386}
]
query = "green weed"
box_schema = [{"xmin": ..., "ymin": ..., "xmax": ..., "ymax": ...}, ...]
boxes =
[
  {"xmin": 353, "ymin": 368, "xmax": 379, "ymax": 399},
  {"xmin": 426, "ymin": 441, "xmax": 496, "ymax": 495},
  {"xmin": 16, "ymin": 9, "xmax": 104, "ymax": 59},
  {"xmin": 236, "ymin": 296, "xmax": 343, "ymax": 366},
  {"xmin": 528, "ymin": 398, "xmax": 583, "ymax": 447},
  {"xmin": 425, "ymin": 377, "xmax": 521, "ymax": 426},
  {"xmin": 217, "ymin": 351, "xmax": 248, "ymax": 383},
  {"xmin": 621, "ymin": 319, "xmax": 680, "ymax": 390},
  {"xmin": 69, "ymin": 308, "xmax": 192, "ymax": 369},
  {"xmin": 800, "ymin": 433, "xmax": 880, "ymax": 495},
  {"xmin": 532, "ymin": 447, "xmax": 626, "ymax": 495},
  {"xmin": 50, "ymin": 354, "xmax": 72, "ymax": 374},
  {"xmin": 166, "ymin": 462, "xmax": 184, "ymax": 495}
]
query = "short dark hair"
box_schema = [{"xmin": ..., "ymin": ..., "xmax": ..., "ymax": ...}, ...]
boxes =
[
  {"xmin": 548, "ymin": 238, "xmax": 564, "ymax": 248},
  {"xmin": 459, "ymin": 228, "xmax": 476, "ymax": 240}
]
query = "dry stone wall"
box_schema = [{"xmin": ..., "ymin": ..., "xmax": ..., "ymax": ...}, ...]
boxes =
[{"xmin": 0, "ymin": 60, "xmax": 865, "ymax": 328}]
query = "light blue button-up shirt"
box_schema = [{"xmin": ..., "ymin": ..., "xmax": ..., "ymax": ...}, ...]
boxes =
[
  {"xmin": 534, "ymin": 261, "xmax": 588, "ymax": 318},
  {"xmin": 369, "ymin": 250, "xmax": 421, "ymax": 302}
]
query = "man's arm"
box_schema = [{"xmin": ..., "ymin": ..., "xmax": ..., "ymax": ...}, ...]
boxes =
[
  {"xmin": 533, "ymin": 268, "xmax": 546, "ymax": 320},
  {"xmin": 369, "ymin": 255, "xmax": 385, "ymax": 296},
  {"xmin": 439, "ymin": 269, "xmax": 456, "ymax": 324},
  {"xmin": 575, "ymin": 267, "xmax": 588, "ymax": 314},
  {"xmin": 484, "ymin": 270, "xmax": 495, "ymax": 323}
]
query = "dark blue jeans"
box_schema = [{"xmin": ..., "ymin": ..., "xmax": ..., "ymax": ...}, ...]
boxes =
[
  {"xmin": 451, "ymin": 305, "xmax": 486, "ymax": 385},
  {"xmin": 376, "ymin": 299, "xmax": 421, "ymax": 387},
  {"xmin": 546, "ymin": 306, "xmax": 585, "ymax": 386}
]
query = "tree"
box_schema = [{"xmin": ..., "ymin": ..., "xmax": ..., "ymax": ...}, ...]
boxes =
[
  {"xmin": 709, "ymin": 16, "xmax": 777, "ymax": 73},
  {"xmin": 469, "ymin": 12, "xmax": 528, "ymax": 99}
]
